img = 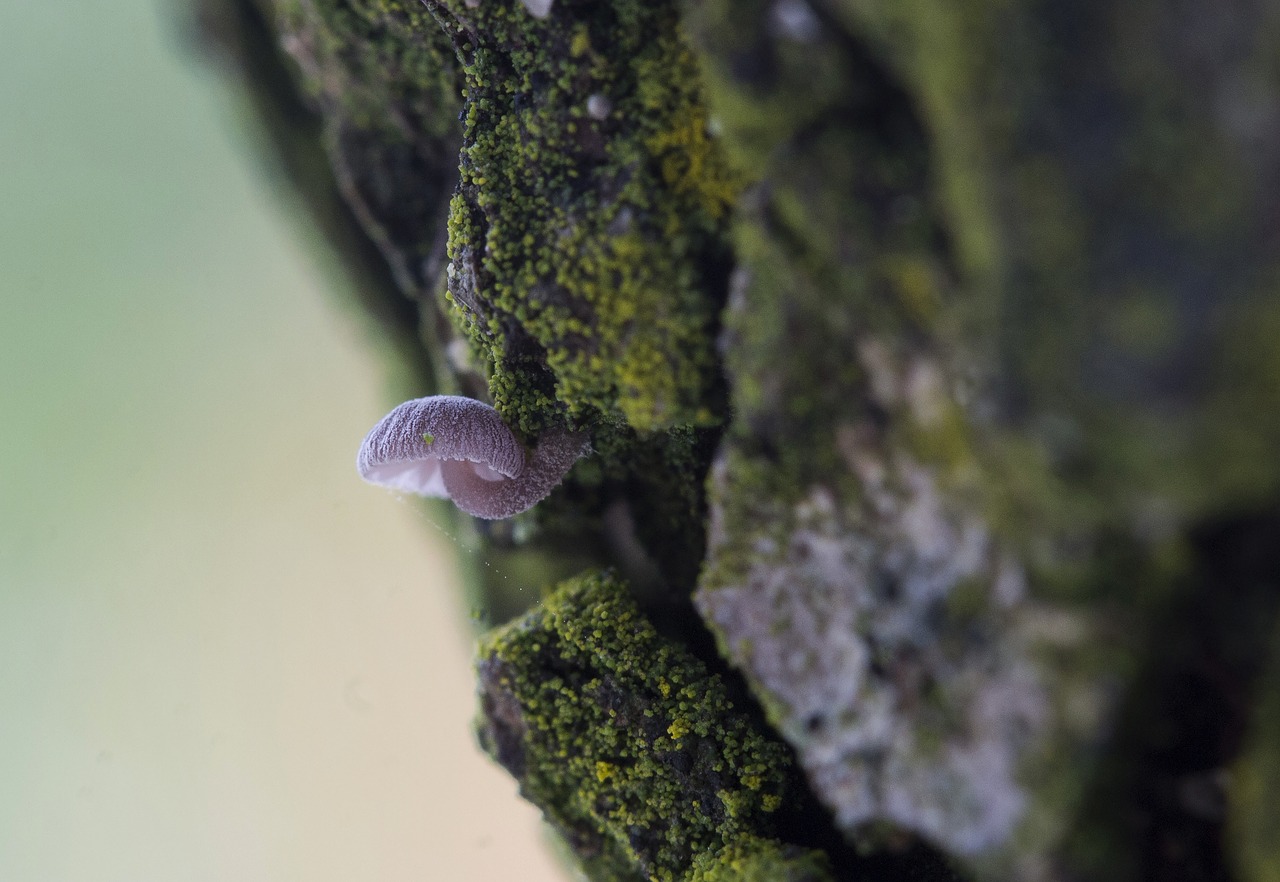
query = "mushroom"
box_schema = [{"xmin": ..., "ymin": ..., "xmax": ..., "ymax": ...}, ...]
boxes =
[{"xmin": 356, "ymin": 395, "xmax": 588, "ymax": 519}]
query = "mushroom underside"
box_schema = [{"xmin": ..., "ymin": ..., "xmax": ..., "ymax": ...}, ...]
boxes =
[
  {"xmin": 362, "ymin": 456, "xmax": 507, "ymax": 497},
  {"xmin": 442, "ymin": 429, "xmax": 590, "ymax": 519}
]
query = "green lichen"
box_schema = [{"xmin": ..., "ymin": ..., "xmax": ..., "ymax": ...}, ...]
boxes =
[
  {"xmin": 428, "ymin": 0, "xmax": 738, "ymax": 433},
  {"xmin": 685, "ymin": 834, "xmax": 834, "ymax": 882},
  {"xmin": 475, "ymin": 571, "xmax": 807, "ymax": 882}
]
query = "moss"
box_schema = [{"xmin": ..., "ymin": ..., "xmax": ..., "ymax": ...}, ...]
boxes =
[
  {"xmin": 475, "ymin": 571, "xmax": 811, "ymax": 882},
  {"xmin": 685, "ymin": 834, "xmax": 834, "ymax": 882},
  {"xmin": 427, "ymin": 0, "xmax": 738, "ymax": 433}
]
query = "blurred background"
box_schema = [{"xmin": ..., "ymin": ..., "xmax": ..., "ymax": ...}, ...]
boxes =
[{"xmin": 0, "ymin": 3, "xmax": 564, "ymax": 880}]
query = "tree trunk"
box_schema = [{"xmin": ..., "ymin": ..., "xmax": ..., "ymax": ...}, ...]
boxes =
[{"xmin": 194, "ymin": 1, "xmax": 1280, "ymax": 879}]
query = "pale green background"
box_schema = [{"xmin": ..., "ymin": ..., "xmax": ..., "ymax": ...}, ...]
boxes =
[{"xmin": 0, "ymin": 3, "xmax": 561, "ymax": 880}]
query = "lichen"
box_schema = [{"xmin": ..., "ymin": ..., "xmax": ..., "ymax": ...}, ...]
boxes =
[
  {"xmin": 696, "ymin": 448, "xmax": 1067, "ymax": 860},
  {"xmin": 686, "ymin": 1, "xmax": 1280, "ymax": 877},
  {"xmin": 475, "ymin": 571, "xmax": 813, "ymax": 882},
  {"xmin": 426, "ymin": 0, "xmax": 738, "ymax": 433},
  {"xmin": 684, "ymin": 834, "xmax": 834, "ymax": 882},
  {"xmin": 684, "ymin": 0, "xmax": 1099, "ymax": 872}
]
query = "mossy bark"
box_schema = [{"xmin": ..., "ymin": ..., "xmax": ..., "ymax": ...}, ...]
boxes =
[{"xmin": 195, "ymin": 1, "xmax": 1280, "ymax": 880}]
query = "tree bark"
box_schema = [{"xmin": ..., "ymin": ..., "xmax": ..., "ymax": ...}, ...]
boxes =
[{"xmin": 194, "ymin": 1, "xmax": 1280, "ymax": 880}]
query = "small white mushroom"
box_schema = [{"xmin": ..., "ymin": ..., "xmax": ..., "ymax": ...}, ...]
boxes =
[{"xmin": 356, "ymin": 395, "xmax": 588, "ymax": 519}]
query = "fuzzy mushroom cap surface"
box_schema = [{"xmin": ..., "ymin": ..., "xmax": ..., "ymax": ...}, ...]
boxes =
[
  {"xmin": 357, "ymin": 395, "xmax": 589, "ymax": 519},
  {"xmin": 356, "ymin": 396, "xmax": 526, "ymax": 496}
]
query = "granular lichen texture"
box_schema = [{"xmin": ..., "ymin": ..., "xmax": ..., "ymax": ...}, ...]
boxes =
[
  {"xmin": 697, "ymin": 462, "xmax": 1054, "ymax": 857},
  {"xmin": 685, "ymin": 834, "xmax": 834, "ymax": 882},
  {"xmin": 426, "ymin": 0, "xmax": 738, "ymax": 433},
  {"xmin": 475, "ymin": 571, "xmax": 823, "ymax": 882}
]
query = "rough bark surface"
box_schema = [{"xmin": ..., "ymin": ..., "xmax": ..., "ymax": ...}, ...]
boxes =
[{"xmin": 195, "ymin": 1, "xmax": 1280, "ymax": 880}]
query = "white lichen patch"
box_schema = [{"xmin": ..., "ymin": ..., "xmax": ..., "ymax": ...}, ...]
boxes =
[
  {"xmin": 697, "ymin": 439, "xmax": 1066, "ymax": 857},
  {"xmin": 519, "ymin": 0, "xmax": 554, "ymax": 19},
  {"xmin": 586, "ymin": 93, "xmax": 612, "ymax": 120}
]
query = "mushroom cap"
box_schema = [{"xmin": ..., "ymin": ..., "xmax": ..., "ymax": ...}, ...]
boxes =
[{"xmin": 356, "ymin": 396, "xmax": 526, "ymax": 496}]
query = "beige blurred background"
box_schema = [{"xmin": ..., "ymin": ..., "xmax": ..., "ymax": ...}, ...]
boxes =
[{"xmin": 0, "ymin": 3, "xmax": 564, "ymax": 880}]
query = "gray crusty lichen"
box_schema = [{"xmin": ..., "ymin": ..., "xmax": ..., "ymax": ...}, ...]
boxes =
[
  {"xmin": 475, "ymin": 570, "xmax": 832, "ymax": 882},
  {"xmin": 697, "ymin": 457, "xmax": 1060, "ymax": 861}
]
